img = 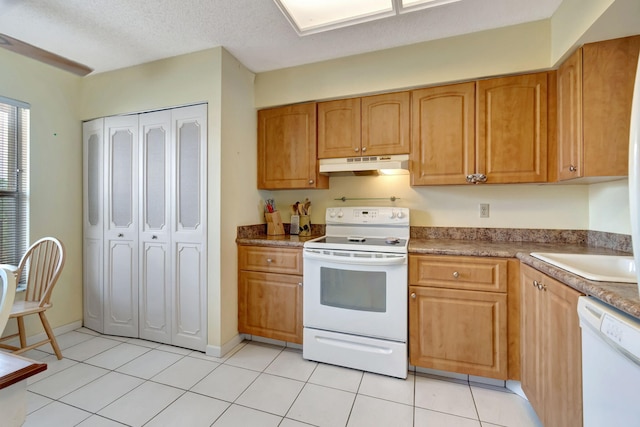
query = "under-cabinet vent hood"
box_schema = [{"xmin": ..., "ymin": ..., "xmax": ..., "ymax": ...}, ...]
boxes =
[{"xmin": 319, "ymin": 154, "xmax": 409, "ymax": 176}]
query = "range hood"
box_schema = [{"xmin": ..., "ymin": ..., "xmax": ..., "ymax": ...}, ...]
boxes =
[{"xmin": 319, "ymin": 154, "xmax": 409, "ymax": 176}]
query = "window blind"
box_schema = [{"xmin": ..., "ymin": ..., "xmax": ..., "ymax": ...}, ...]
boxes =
[{"xmin": 0, "ymin": 96, "xmax": 29, "ymax": 266}]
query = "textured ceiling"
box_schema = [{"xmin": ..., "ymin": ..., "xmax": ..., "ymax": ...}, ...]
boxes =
[{"xmin": 0, "ymin": 0, "xmax": 564, "ymax": 75}]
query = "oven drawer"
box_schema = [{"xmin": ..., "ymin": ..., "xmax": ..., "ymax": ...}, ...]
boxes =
[
  {"xmin": 238, "ymin": 246, "xmax": 302, "ymax": 275},
  {"xmin": 409, "ymin": 255, "xmax": 508, "ymax": 293}
]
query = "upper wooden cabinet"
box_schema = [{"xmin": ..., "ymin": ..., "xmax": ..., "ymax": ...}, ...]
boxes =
[
  {"xmin": 412, "ymin": 73, "xmax": 549, "ymax": 185},
  {"xmin": 557, "ymin": 35, "xmax": 640, "ymax": 181},
  {"xmin": 476, "ymin": 72, "xmax": 549, "ymax": 184},
  {"xmin": 258, "ymin": 103, "xmax": 329, "ymax": 189},
  {"xmin": 318, "ymin": 92, "xmax": 410, "ymax": 159},
  {"xmin": 411, "ymin": 82, "xmax": 475, "ymax": 185}
]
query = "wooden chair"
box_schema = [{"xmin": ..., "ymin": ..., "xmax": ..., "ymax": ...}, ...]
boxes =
[
  {"xmin": 0, "ymin": 237, "xmax": 65, "ymax": 359},
  {"xmin": 0, "ymin": 267, "xmax": 17, "ymax": 336}
]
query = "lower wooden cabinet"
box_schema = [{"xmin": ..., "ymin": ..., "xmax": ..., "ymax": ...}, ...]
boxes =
[
  {"xmin": 409, "ymin": 255, "xmax": 514, "ymax": 379},
  {"xmin": 520, "ymin": 264, "xmax": 583, "ymax": 427},
  {"xmin": 237, "ymin": 245, "xmax": 303, "ymax": 344},
  {"xmin": 409, "ymin": 286, "xmax": 508, "ymax": 378}
]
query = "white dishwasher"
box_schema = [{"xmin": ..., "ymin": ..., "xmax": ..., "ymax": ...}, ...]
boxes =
[{"xmin": 577, "ymin": 296, "xmax": 640, "ymax": 426}]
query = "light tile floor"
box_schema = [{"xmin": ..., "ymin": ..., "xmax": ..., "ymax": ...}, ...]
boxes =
[{"xmin": 10, "ymin": 328, "xmax": 543, "ymax": 427}]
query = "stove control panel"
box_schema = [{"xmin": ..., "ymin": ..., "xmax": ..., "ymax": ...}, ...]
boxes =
[{"xmin": 325, "ymin": 207, "xmax": 410, "ymax": 225}]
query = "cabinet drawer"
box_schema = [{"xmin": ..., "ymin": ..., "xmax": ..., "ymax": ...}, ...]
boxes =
[
  {"xmin": 238, "ymin": 246, "xmax": 302, "ymax": 275},
  {"xmin": 409, "ymin": 255, "xmax": 507, "ymax": 292}
]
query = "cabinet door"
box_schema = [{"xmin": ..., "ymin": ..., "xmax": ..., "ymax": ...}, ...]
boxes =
[
  {"xmin": 238, "ymin": 271, "xmax": 303, "ymax": 344},
  {"xmin": 138, "ymin": 110, "xmax": 172, "ymax": 344},
  {"xmin": 582, "ymin": 35, "xmax": 640, "ymax": 177},
  {"xmin": 258, "ymin": 103, "xmax": 328, "ymax": 189},
  {"xmin": 362, "ymin": 92, "xmax": 410, "ymax": 156},
  {"xmin": 411, "ymin": 83, "xmax": 475, "ymax": 185},
  {"xmin": 520, "ymin": 265, "xmax": 544, "ymax": 416},
  {"xmin": 409, "ymin": 286, "xmax": 508, "ymax": 379},
  {"xmin": 83, "ymin": 119, "xmax": 104, "ymax": 333},
  {"xmin": 318, "ymin": 98, "xmax": 361, "ymax": 158},
  {"xmin": 544, "ymin": 273, "xmax": 583, "ymax": 427},
  {"xmin": 477, "ymin": 73, "xmax": 548, "ymax": 183},
  {"xmin": 557, "ymin": 48, "xmax": 583, "ymax": 180},
  {"xmin": 103, "ymin": 115, "xmax": 139, "ymax": 337}
]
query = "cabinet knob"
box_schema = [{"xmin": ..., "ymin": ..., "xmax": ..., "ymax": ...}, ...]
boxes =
[
  {"xmin": 298, "ymin": 282, "xmax": 303, "ymax": 287},
  {"xmin": 308, "ymin": 179, "xmax": 314, "ymax": 185},
  {"xmin": 362, "ymin": 147, "xmax": 367, "ymax": 152},
  {"xmin": 354, "ymin": 147, "xmax": 359, "ymax": 152},
  {"xmin": 410, "ymin": 293, "xmax": 416, "ymax": 299},
  {"xmin": 266, "ymin": 258, "xmax": 272, "ymax": 263},
  {"xmin": 569, "ymin": 165, "xmax": 577, "ymax": 172},
  {"xmin": 118, "ymin": 233, "xmax": 124, "ymax": 238},
  {"xmin": 453, "ymin": 271, "xmax": 459, "ymax": 278},
  {"xmin": 152, "ymin": 235, "xmax": 158, "ymax": 240}
]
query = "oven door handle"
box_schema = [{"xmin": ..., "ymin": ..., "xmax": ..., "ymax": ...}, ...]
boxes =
[{"xmin": 303, "ymin": 249, "xmax": 407, "ymax": 265}]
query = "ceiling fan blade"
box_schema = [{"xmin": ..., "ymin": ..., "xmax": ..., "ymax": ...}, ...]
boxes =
[{"xmin": 0, "ymin": 33, "xmax": 93, "ymax": 76}]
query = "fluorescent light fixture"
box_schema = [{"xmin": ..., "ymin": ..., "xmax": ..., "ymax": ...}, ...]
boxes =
[
  {"xmin": 400, "ymin": 0, "xmax": 463, "ymax": 14},
  {"xmin": 274, "ymin": 0, "xmax": 462, "ymax": 36}
]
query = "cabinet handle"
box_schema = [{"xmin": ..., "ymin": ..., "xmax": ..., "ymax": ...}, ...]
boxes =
[
  {"xmin": 410, "ymin": 293, "xmax": 416, "ymax": 299},
  {"xmin": 569, "ymin": 165, "xmax": 577, "ymax": 172},
  {"xmin": 533, "ymin": 280, "xmax": 546, "ymax": 291},
  {"xmin": 266, "ymin": 258, "xmax": 272, "ymax": 263},
  {"xmin": 354, "ymin": 147, "xmax": 359, "ymax": 152},
  {"xmin": 308, "ymin": 179, "xmax": 314, "ymax": 185},
  {"xmin": 453, "ymin": 271, "xmax": 459, "ymax": 278},
  {"xmin": 362, "ymin": 147, "xmax": 367, "ymax": 152},
  {"xmin": 118, "ymin": 233, "xmax": 124, "ymax": 238}
]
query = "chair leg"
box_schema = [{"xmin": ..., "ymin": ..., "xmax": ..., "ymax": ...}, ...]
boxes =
[
  {"xmin": 17, "ymin": 316, "xmax": 27, "ymax": 348},
  {"xmin": 39, "ymin": 312, "xmax": 63, "ymax": 360}
]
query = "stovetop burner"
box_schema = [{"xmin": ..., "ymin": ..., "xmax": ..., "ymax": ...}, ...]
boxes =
[{"xmin": 303, "ymin": 207, "xmax": 410, "ymax": 254}]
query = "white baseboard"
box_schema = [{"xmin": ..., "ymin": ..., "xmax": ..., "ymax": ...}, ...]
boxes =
[
  {"xmin": 206, "ymin": 333, "xmax": 244, "ymax": 358},
  {"xmin": 506, "ymin": 380, "xmax": 527, "ymax": 400},
  {"xmin": 2, "ymin": 320, "xmax": 83, "ymax": 348}
]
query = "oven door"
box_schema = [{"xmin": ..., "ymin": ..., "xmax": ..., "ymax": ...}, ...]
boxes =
[{"xmin": 303, "ymin": 248, "xmax": 407, "ymax": 342}]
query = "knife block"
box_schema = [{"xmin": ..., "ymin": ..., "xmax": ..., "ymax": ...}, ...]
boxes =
[{"xmin": 265, "ymin": 211, "xmax": 285, "ymax": 235}]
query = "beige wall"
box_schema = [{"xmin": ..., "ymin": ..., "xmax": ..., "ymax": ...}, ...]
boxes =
[
  {"xmin": 255, "ymin": 20, "xmax": 551, "ymax": 108},
  {"xmin": 219, "ymin": 49, "xmax": 259, "ymax": 346},
  {"xmin": 0, "ymin": 48, "xmax": 83, "ymax": 336}
]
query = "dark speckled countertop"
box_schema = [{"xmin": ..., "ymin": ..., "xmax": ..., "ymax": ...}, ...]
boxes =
[{"xmin": 237, "ymin": 224, "xmax": 639, "ymax": 319}]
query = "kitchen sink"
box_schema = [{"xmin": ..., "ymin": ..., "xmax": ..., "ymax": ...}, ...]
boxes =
[{"xmin": 530, "ymin": 252, "xmax": 637, "ymax": 283}]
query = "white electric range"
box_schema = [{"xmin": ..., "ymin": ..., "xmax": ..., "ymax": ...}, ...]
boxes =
[{"xmin": 302, "ymin": 207, "xmax": 410, "ymax": 378}]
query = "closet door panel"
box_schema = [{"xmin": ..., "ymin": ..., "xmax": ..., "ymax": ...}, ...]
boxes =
[
  {"xmin": 139, "ymin": 110, "xmax": 172, "ymax": 343},
  {"xmin": 173, "ymin": 242, "xmax": 206, "ymax": 349},
  {"xmin": 171, "ymin": 105, "xmax": 207, "ymax": 350},
  {"xmin": 83, "ymin": 119, "xmax": 104, "ymax": 332},
  {"xmin": 104, "ymin": 115, "xmax": 139, "ymax": 337}
]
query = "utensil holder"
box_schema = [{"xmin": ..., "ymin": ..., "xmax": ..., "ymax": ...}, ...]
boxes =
[
  {"xmin": 299, "ymin": 215, "xmax": 311, "ymax": 236},
  {"xmin": 265, "ymin": 211, "xmax": 285, "ymax": 235}
]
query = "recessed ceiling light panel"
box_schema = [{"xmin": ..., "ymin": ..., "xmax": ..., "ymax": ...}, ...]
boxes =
[
  {"xmin": 273, "ymin": 0, "xmax": 462, "ymax": 36},
  {"xmin": 400, "ymin": 0, "xmax": 462, "ymax": 13},
  {"xmin": 275, "ymin": 0, "xmax": 395, "ymax": 35}
]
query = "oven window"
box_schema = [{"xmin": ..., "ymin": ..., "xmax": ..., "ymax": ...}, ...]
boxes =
[{"xmin": 320, "ymin": 267, "xmax": 386, "ymax": 312}]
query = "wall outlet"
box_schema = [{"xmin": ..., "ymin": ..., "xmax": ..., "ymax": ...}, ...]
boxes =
[{"xmin": 479, "ymin": 203, "xmax": 490, "ymax": 218}]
